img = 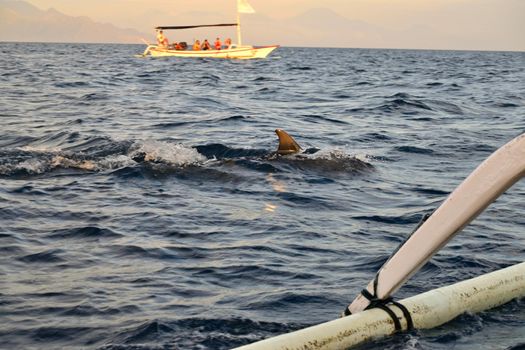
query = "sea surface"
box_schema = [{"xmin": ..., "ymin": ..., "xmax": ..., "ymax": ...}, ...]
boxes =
[{"xmin": 0, "ymin": 42, "xmax": 524, "ymax": 350}]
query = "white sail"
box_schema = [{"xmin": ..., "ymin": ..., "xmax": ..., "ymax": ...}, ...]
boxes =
[
  {"xmin": 238, "ymin": 0, "xmax": 255, "ymax": 14},
  {"xmin": 236, "ymin": 0, "xmax": 255, "ymax": 46}
]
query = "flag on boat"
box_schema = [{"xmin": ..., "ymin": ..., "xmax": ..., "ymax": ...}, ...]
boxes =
[{"xmin": 238, "ymin": 0, "xmax": 255, "ymax": 13}]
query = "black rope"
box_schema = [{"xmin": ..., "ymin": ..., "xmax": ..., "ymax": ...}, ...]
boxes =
[
  {"xmin": 343, "ymin": 288, "xmax": 414, "ymax": 333},
  {"xmin": 391, "ymin": 300, "xmax": 414, "ymax": 331},
  {"xmin": 375, "ymin": 303, "xmax": 402, "ymax": 331},
  {"xmin": 341, "ymin": 211, "xmax": 433, "ymax": 329},
  {"xmin": 360, "ymin": 288, "xmax": 376, "ymax": 302}
]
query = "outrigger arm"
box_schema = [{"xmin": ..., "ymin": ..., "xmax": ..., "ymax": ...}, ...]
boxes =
[{"xmin": 345, "ymin": 132, "xmax": 525, "ymax": 315}]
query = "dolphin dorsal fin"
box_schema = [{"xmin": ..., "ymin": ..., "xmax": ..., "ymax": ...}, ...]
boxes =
[{"xmin": 275, "ymin": 129, "xmax": 302, "ymax": 155}]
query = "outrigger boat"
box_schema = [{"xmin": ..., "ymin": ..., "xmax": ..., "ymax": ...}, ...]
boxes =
[
  {"xmin": 233, "ymin": 132, "xmax": 525, "ymax": 350},
  {"xmin": 141, "ymin": 0, "xmax": 278, "ymax": 59}
]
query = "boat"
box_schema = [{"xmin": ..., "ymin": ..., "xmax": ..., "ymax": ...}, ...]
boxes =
[
  {"xmin": 140, "ymin": 0, "xmax": 279, "ymax": 59},
  {"xmin": 232, "ymin": 132, "xmax": 525, "ymax": 350}
]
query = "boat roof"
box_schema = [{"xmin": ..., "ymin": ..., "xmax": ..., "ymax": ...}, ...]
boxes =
[{"xmin": 155, "ymin": 23, "xmax": 238, "ymax": 30}]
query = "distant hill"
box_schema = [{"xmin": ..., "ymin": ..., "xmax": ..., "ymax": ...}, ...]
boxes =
[
  {"xmin": 164, "ymin": 7, "xmax": 386, "ymax": 48},
  {"xmin": 244, "ymin": 8, "xmax": 385, "ymax": 48},
  {"xmin": 0, "ymin": 0, "xmax": 148, "ymax": 43}
]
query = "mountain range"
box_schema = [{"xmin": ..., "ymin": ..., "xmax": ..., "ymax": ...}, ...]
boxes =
[{"xmin": 0, "ymin": 0, "xmax": 148, "ymax": 43}]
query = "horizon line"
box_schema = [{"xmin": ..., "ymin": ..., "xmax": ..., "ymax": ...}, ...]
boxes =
[{"xmin": 1, "ymin": 40, "xmax": 524, "ymax": 54}]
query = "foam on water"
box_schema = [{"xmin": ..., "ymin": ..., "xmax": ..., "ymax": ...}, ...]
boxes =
[{"xmin": 130, "ymin": 140, "xmax": 207, "ymax": 166}]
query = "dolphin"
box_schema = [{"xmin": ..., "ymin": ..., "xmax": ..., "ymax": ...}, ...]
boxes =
[
  {"xmin": 132, "ymin": 129, "xmax": 308, "ymax": 163},
  {"xmin": 275, "ymin": 129, "xmax": 302, "ymax": 155},
  {"xmin": 129, "ymin": 129, "xmax": 372, "ymax": 175}
]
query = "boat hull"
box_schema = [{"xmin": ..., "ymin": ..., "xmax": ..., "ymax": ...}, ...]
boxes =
[{"xmin": 145, "ymin": 45, "xmax": 278, "ymax": 59}]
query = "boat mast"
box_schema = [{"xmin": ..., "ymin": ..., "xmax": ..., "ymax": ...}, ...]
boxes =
[
  {"xmin": 236, "ymin": 0, "xmax": 254, "ymax": 47},
  {"xmin": 236, "ymin": 9, "xmax": 242, "ymax": 46}
]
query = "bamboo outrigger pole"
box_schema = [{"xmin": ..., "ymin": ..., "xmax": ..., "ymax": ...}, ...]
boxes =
[
  {"xmin": 233, "ymin": 262, "xmax": 525, "ymax": 350},
  {"xmin": 346, "ymin": 132, "xmax": 525, "ymax": 315}
]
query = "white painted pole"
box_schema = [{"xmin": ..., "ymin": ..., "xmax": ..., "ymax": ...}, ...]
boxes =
[
  {"xmin": 236, "ymin": 11, "xmax": 242, "ymax": 46},
  {"xmin": 232, "ymin": 262, "xmax": 525, "ymax": 350},
  {"xmin": 349, "ymin": 132, "xmax": 525, "ymax": 313}
]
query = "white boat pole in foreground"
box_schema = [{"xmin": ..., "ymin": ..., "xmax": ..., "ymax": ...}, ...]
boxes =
[
  {"xmin": 233, "ymin": 132, "xmax": 525, "ymax": 350},
  {"xmin": 347, "ymin": 132, "xmax": 525, "ymax": 314},
  {"xmin": 233, "ymin": 262, "xmax": 525, "ymax": 350}
]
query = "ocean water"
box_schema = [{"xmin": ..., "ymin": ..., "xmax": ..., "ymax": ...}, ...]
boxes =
[{"xmin": 0, "ymin": 42, "xmax": 524, "ymax": 350}]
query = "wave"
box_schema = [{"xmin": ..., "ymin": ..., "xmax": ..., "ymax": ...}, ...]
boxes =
[
  {"xmin": 17, "ymin": 249, "xmax": 66, "ymax": 263},
  {"xmin": 47, "ymin": 226, "xmax": 122, "ymax": 240},
  {"xmin": 395, "ymin": 145, "xmax": 434, "ymax": 155},
  {"xmin": 353, "ymin": 212, "xmax": 423, "ymax": 225},
  {"xmin": 53, "ymin": 81, "xmax": 89, "ymax": 88},
  {"xmin": 0, "ymin": 149, "xmax": 133, "ymax": 177},
  {"xmin": 129, "ymin": 141, "xmax": 207, "ymax": 166},
  {"xmin": 379, "ymin": 92, "xmax": 433, "ymax": 113},
  {"xmin": 80, "ymin": 92, "xmax": 109, "ymax": 101},
  {"xmin": 288, "ymin": 66, "xmax": 312, "ymax": 71},
  {"xmin": 277, "ymin": 150, "xmax": 374, "ymax": 174},
  {"xmin": 301, "ymin": 114, "xmax": 348, "ymax": 125},
  {"xmin": 0, "ymin": 131, "xmax": 375, "ymax": 183},
  {"xmin": 102, "ymin": 318, "xmax": 303, "ymax": 349},
  {"xmin": 351, "ymin": 92, "xmax": 464, "ymax": 116},
  {"xmin": 0, "ymin": 135, "xmax": 207, "ymax": 177}
]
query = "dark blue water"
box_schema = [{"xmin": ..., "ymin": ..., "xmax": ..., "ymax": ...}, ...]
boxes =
[{"xmin": 1, "ymin": 42, "xmax": 524, "ymax": 350}]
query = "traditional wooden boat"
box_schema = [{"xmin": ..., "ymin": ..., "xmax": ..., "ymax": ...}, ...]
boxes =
[
  {"xmin": 141, "ymin": 0, "xmax": 278, "ymax": 59},
  {"xmin": 142, "ymin": 43, "xmax": 278, "ymax": 59}
]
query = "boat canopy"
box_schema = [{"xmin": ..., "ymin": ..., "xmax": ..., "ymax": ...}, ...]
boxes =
[{"xmin": 155, "ymin": 23, "xmax": 238, "ymax": 30}]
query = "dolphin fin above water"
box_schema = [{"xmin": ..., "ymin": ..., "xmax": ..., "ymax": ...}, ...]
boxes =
[{"xmin": 275, "ymin": 129, "xmax": 302, "ymax": 155}]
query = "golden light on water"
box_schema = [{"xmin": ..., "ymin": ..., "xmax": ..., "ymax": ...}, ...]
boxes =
[
  {"xmin": 264, "ymin": 203, "xmax": 277, "ymax": 213},
  {"xmin": 266, "ymin": 173, "xmax": 286, "ymax": 193}
]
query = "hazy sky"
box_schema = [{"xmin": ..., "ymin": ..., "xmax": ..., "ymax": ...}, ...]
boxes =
[{"xmin": 23, "ymin": 0, "xmax": 525, "ymax": 51}]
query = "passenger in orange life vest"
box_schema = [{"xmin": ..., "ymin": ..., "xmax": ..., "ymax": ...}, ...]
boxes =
[
  {"xmin": 193, "ymin": 40, "xmax": 201, "ymax": 50},
  {"xmin": 224, "ymin": 38, "xmax": 232, "ymax": 49},
  {"xmin": 214, "ymin": 37, "xmax": 222, "ymax": 50},
  {"xmin": 156, "ymin": 30, "xmax": 169, "ymax": 48},
  {"xmin": 201, "ymin": 39, "xmax": 212, "ymax": 50}
]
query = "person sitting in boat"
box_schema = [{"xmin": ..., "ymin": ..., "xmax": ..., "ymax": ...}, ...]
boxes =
[
  {"xmin": 214, "ymin": 37, "xmax": 222, "ymax": 50},
  {"xmin": 176, "ymin": 42, "xmax": 187, "ymax": 50},
  {"xmin": 224, "ymin": 38, "xmax": 232, "ymax": 49},
  {"xmin": 201, "ymin": 39, "xmax": 212, "ymax": 50},
  {"xmin": 193, "ymin": 40, "xmax": 201, "ymax": 50},
  {"xmin": 156, "ymin": 30, "xmax": 169, "ymax": 48}
]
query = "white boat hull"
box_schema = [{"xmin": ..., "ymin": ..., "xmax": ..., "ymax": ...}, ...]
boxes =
[
  {"xmin": 233, "ymin": 262, "xmax": 525, "ymax": 350},
  {"xmin": 144, "ymin": 45, "xmax": 278, "ymax": 59}
]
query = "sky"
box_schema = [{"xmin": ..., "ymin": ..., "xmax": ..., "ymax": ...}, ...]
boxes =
[{"xmin": 20, "ymin": 0, "xmax": 525, "ymax": 51}]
